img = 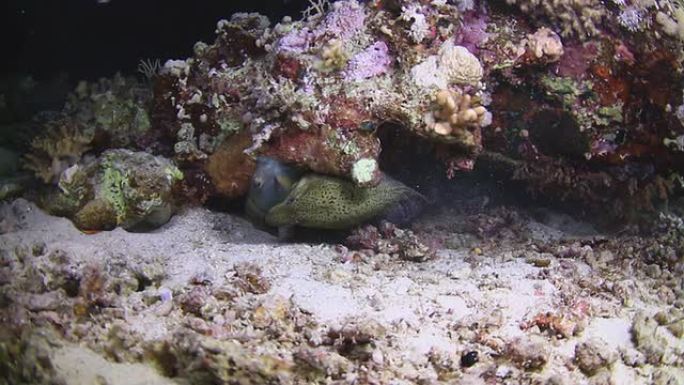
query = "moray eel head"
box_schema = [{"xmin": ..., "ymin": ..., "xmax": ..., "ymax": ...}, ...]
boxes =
[{"xmin": 245, "ymin": 156, "xmax": 303, "ymax": 224}]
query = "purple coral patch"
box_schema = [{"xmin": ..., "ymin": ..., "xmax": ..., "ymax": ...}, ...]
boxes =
[
  {"xmin": 557, "ymin": 42, "xmax": 599, "ymax": 78},
  {"xmin": 455, "ymin": 13, "xmax": 490, "ymax": 55},
  {"xmin": 278, "ymin": 27, "xmax": 314, "ymax": 53},
  {"xmin": 344, "ymin": 41, "xmax": 392, "ymax": 81},
  {"xmin": 317, "ymin": 0, "xmax": 366, "ymax": 40}
]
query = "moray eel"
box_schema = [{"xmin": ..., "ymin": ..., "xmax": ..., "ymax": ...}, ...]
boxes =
[
  {"xmin": 265, "ymin": 173, "xmax": 427, "ymax": 233},
  {"xmin": 245, "ymin": 156, "xmax": 303, "ymax": 224}
]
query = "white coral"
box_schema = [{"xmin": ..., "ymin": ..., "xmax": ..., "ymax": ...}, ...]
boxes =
[
  {"xmin": 401, "ymin": 4, "xmax": 430, "ymax": 44},
  {"xmin": 526, "ymin": 27, "xmax": 564, "ymax": 63},
  {"xmin": 618, "ymin": 6, "xmax": 645, "ymax": 31},
  {"xmin": 656, "ymin": 7, "xmax": 684, "ymax": 41},
  {"xmin": 162, "ymin": 59, "xmax": 191, "ymax": 78},
  {"xmin": 411, "ymin": 43, "xmax": 483, "ymax": 90},
  {"xmin": 439, "ymin": 43, "xmax": 483, "ymax": 86},
  {"xmin": 675, "ymin": 90, "xmax": 684, "ymax": 127},
  {"xmin": 411, "ymin": 56, "xmax": 446, "ymax": 90}
]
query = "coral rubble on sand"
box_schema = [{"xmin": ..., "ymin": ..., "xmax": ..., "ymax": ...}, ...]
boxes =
[{"xmin": 0, "ymin": 196, "xmax": 682, "ymax": 384}]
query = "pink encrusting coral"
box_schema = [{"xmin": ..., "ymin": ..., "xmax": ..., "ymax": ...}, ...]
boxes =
[
  {"xmin": 344, "ymin": 41, "xmax": 393, "ymax": 81},
  {"xmin": 315, "ymin": 0, "xmax": 366, "ymax": 40},
  {"xmin": 277, "ymin": 28, "xmax": 314, "ymax": 53},
  {"xmin": 454, "ymin": 13, "xmax": 490, "ymax": 54},
  {"xmin": 588, "ymin": 138, "xmax": 618, "ymax": 158},
  {"xmin": 556, "ymin": 42, "xmax": 599, "ymax": 78}
]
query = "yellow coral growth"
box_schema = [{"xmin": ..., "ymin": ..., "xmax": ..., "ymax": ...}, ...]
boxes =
[
  {"xmin": 656, "ymin": 7, "xmax": 684, "ymax": 42},
  {"xmin": 423, "ymin": 89, "xmax": 488, "ymax": 147},
  {"xmin": 317, "ymin": 39, "xmax": 349, "ymax": 72},
  {"xmin": 24, "ymin": 119, "xmax": 94, "ymax": 184},
  {"xmin": 525, "ymin": 27, "xmax": 564, "ymax": 63}
]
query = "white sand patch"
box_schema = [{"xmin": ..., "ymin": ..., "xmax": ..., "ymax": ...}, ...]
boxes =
[{"xmin": 52, "ymin": 345, "xmax": 174, "ymax": 385}]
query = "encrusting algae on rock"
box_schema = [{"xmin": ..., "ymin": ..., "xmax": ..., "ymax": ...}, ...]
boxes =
[
  {"xmin": 45, "ymin": 149, "xmax": 183, "ymax": 232},
  {"xmin": 23, "ymin": 117, "xmax": 95, "ymax": 185}
]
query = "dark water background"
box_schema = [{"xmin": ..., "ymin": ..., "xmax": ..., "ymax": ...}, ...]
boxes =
[{"xmin": 0, "ymin": 0, "xmax": 312, "ymax": 81}]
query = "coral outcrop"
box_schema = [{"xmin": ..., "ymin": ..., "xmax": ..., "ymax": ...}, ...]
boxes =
[
  {"xmin": 65, "ymin": 75, "xmax": 151, "ymax": 149},
  {"xmin": 505, "ymin": 0, "xmax": 605, "ymax": 39},
  {"xmin": 23, "ymin": 116, "xmax": 95, "ymax": 184},
  {"xmin": 23, "ymin": 74, "xmax": 152, "ymax": 185},
  {"xmin": 149, "ymin": 1, "xmax": 493, "ymax": 194},
  {"xmin": 13, "ymin": 0, "xmax": 684, "ymax": 225},
  {"xmin": 43, "ymin": 149, "xmax": 182, "ymax": 231},
  {"xmin": 141, "ymin": 0, "xmax": 683, "ymax": 222}
]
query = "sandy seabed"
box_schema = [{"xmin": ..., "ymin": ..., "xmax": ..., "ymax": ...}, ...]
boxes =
[{"xmin": 0, "ymin": 197, "xmax": 682, "ymax": 385}]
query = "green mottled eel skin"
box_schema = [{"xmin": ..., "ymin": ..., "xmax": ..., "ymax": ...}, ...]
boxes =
[{"xmin": 265, "ymin": 173, "xmax": 426, "ymax": 230}]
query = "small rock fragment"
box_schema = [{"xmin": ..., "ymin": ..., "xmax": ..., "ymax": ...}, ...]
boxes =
[
  {"xmin": 506, "ymin": 336, "xmax": 548, "ymax": 370},
  {"xmin": 631, "ymin": 311, "xmax": 678, "ymax": 365},
  {"xmin": 619, "ymin": 347, "xmax": 646, "ymax": 367},
  {"xmin": 179, "ymin": 286, "xmax": 211, "ymax": 317},
  {"xmin": 231, "ymin": 262, "xmax": 271, "ymax": 294},
  {"xmin": 460, "ymin": 350, "xmax": 479, "ymax": 367},
  {"xmin": 652, "ymin": 367, "xmax": 684, "ymax": 385},
  {"xmin": 24, "ymin": 291, "xmax": 65, "ymax": 312},
  {"xmin": 294, "ymin": 347, "xmax": 351, "ymax": 379},
  {"xmin": 574, "ymin": 338, "xmax": 617, "ymax": 375}
]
